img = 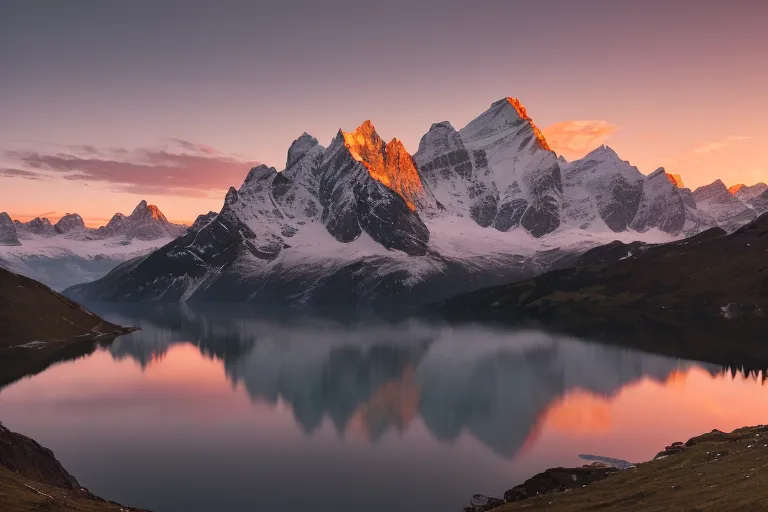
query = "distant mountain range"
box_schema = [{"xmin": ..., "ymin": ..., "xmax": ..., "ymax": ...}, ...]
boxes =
[
  {"xmin": 1, "ymin": 97, "xmax": 764, "ymax": 306},
  {"xmin": 61, "ymin": 97, "xmax": 768, "ymax": 307},
  {"xmin": 0, "ymin": 201, "xmax": 185, "ymax": 290}
]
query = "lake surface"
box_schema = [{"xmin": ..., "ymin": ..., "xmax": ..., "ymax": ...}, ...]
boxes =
[{"xmin": 1, "ymin": 305, "xmax": 767, "ymax": 512}]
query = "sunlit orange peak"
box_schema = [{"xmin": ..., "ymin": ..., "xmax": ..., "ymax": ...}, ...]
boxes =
[
  {"xmin": 729, "ymin": 184, "xmax": 745, "ymax": 195},
  {"xmin": 341, "ymin": 121, "xmax": 424, "ymax": 210},
  {"xmin": 665, "ymin": 173, "xmax": 685, "ymax": 188},
  {"xmin": 505, "ymin": 97, "xmax": 552, "ymax": 152},
  {"xmin": 147, "ymin": 204, "xmax": 164, "ymax": 220}
]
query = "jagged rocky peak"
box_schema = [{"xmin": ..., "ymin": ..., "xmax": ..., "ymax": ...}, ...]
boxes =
[
  {"xmin": 241, "ymin": 164, "xmax": 279, "ymax": 192},
  {"xmin": 415, "ymin": 121, "xmax": 463, "ymax": 163},
  {"xmin": 130, "ymin": 199, "xmax": 168, "ymax": 223},
  {"xmin": 729, "ymin": 183, "xmax": 746, "ymax": 195},
  {"xmin": 561, "ymin": 145, "xmax": 645, "ymax": 232},
  {"xmin": 24, "ymin": 217, "xmax": 56, "ymax": 236},
  {"xmin": 692, "ymin": 179, "xmax": 756, "ymax": 229},
  {"xmin": 462, "ymin": 97, "xmax": 552, "ymax": 152},
  {"xmin": 693, "ymin": 179, "xmax": 729, "ymax": 201},
  {"xmin": 630, "ymin": 167, "xmax": 686, "ymax": 234},
  {"xmin": 459, "ymin": 97, "xmax": 562, "ymax": 237},
  {"xmin": 54, "ymin": 213, "xmax": 85, "ymax": 234},
  {"xmin": 286, "ymin": 132, "xmax": 320, "ymax": 170},
  {"xmin": 731, "ymin": 182, "xmax": 768, "ymax": 201},
  {"xmin": 0, "ymin": 212, "xmax": 21, "ymax": 246},
  {"xmin": 341, "ymin": 121, "xmax": 425, "ymax": 210}
]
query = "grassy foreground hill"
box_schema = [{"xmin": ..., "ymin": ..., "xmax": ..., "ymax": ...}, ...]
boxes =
[
  {"xmin": 482, "ymin": 426, "xmax": 768, "ymax": 512},
  {"xmin": 0, "ymin": 267, "xmax": 132, "ymax": 348}
]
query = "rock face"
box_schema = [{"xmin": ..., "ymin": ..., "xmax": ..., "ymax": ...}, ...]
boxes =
[
  {"xmin": 502, "ymin": 466, "xmax": 619, "ymax": 504},
  {"xmin": 0, "ymin": 213, "xmax": 21, "ymax": 246}
]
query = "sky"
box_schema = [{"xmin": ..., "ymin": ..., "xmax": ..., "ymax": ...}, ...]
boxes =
[{"xmin": 1, "ymin": 0, "xmax": 766, "ymax": 225}]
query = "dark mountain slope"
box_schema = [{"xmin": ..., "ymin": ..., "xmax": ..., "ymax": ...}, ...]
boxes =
[
  {"xmin": 0, "ymin": 423, "xmax": 149, "ymax": 511},
  {"xmin": 434, "ymin": 215, "xmax": 768, "ymax": 364},
  {"xmin": 0, "ymin": 267, "xmax": 132, "ymax": 347}
]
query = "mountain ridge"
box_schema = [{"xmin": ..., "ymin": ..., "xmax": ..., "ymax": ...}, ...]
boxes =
[{"xmin": 12, "ymin": 96, "xmax": 757, "ymax": 307}]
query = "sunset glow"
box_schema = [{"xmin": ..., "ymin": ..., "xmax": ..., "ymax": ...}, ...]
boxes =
[{"xmin": 2, "ymin": 2, "xmax": 765, "ymax": 224}]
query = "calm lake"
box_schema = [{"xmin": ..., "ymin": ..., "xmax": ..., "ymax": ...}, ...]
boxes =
[{"xmin": 1, "ymin": 305, "xmax": 766, "ymax": 512}]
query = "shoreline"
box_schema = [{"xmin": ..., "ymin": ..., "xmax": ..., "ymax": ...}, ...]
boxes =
[{"xmin": 468, "ymin": 425, "xmax": 768, "ymax": 512}]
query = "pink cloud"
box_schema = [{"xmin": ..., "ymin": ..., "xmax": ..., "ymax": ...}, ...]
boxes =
[
  {"xmin": 541, "ymin": 120, "xmax": 619, "ymax": 160},
  {"xmin": 5, "ymin": 141, "xmax": 259, "ymax": 198}
]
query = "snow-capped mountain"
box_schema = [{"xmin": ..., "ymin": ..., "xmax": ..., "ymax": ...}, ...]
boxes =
[
  {"xmin": 0, "ymin": 213, "xmax": 21, "ymax": 246},
  {"xmin": 560, "ymin": 145, "xmax": 644, "ymax": 232},
  {"xmin": 692, "ymin": 179, "xmax": 756, "ymax": 231},
  {"xmin": 63, "ymin": 97, "xmax": 761, "ymax": 307},
  {"xmin": 0, "ymin": 201, "xmax": 185, "ymax": 290},
  {"xmin": 93, "ymin": 200, "xmax": 186, "ymax": 240}
]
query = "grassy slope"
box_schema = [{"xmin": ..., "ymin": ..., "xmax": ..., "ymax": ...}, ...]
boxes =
[
  {"xmin": 0, "ymin": 465, "xmax": 148, "ymax": 512},
  {"xmin": 0, "ymin": 267, "xmax": 130, "ymax": 348},
  {"xmin": 498, "ymin": 426, "xmax": 768, "ymax": 512}
]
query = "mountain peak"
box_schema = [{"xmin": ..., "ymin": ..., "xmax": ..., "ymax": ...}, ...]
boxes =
[
  {"xmin": 54, "ymin": 213, "xmax": 85, "ymax": 234},
  {"xmin": 130, "ymin": 200, "xmax": 166, "ymax": 221},
  {"xmin": 729, "ymin": 184, "xmax": 745, "ymax": 195},
  {"xmin": 0, "ymin": 212, "xmax": 22, "ymax": 246},
  {"xmin": 584, "ymin": 144, "xmax": 621, "ymax": 161},
  {"xmin": 341, "ymin": 121, "xmax": 424, "ymax": 210},
  {"xmin": 666, "ymin": 173, "xmax": 685, "ymax": 188},
  {"xmin": 481, "ymin": 97, "xmax": 552, "ymax": 152},
  {"xmin": 286, "ymin": 132, "xmax": 320, "ymax": 169}
]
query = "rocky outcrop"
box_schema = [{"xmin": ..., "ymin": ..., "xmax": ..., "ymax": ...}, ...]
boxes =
[{"xmin": 0, "ymin": 423, "xmax": 79, "ymax": 489}]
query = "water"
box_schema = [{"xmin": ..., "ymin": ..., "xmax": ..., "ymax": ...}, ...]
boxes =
[{"xmin": 1, "ymin": 305, "xmax": 767, "ymax": 512}]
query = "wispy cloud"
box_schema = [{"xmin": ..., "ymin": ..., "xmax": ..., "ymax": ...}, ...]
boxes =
[
  {"xmin": 4, "ymin": 140, "xmax": 259, "ymax": 197},
  {"xmin": 693, "ymin": 135, "xmax": 751, "ymax": 154},
  {"xmin": 0, "ymin": 168, "xmax": 42, "ymax": 180},
  {"xmin": 541, "ymin": 120, "xmax": 619, "ymax": 159}
]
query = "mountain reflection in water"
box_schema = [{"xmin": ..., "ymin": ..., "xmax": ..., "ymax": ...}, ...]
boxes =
[
  {"xmin": 1, "ymin": 304, "xmax": 765, "ymax": 512},
  {"xmin": 100, "ymin": 305, "xmax": 722, "ymax": 458}
]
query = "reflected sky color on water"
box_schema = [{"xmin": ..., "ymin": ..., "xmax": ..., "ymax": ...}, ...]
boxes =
[{"xmin": 1, "ymin": 307, "xmax": 766, "ymax": 512}]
